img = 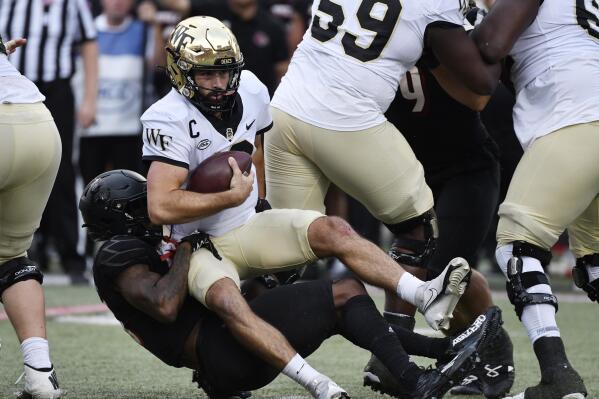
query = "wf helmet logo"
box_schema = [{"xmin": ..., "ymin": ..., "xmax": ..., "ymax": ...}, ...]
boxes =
[{"xmin": 171, "ymin": 25, "xmax": 194, "ymax": 52}]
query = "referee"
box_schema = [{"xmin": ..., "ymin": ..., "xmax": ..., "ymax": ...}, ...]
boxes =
[{"xmin": 0, "ymin": 0, "xmax": 98, "ymax": 284}]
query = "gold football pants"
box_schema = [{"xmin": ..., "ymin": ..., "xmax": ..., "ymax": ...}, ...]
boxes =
[
  {"xmin": 264, "ymin": 107, "xmax": 433, "ymax": 224},
  {"xmin": 497, "ymin": 121, "xmax": 599, "ymax": 257},
  {"xmin": 0, "ymin": 103, "xmax": 61, "ymax": 265}
]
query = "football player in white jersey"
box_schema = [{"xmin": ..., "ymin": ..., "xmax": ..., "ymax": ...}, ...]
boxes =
[
  {"xmin": 142, "ymin": 16, "xmax": 475, "ymax": 399},
  {"xmin": 265, "ymin": 0, "xmax": 500, "ymax": 371},
  {"xmin": 0, "ymin": 36, "xmax": 63, "ymax": 399},
  {"xmin": 472, "ymin": 0, "xmax": 599, "ymax": 397}
]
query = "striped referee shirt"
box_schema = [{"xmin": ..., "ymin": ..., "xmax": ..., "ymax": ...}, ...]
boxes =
[{"xmin": 0, "ymin": 0, "xmax": 96, "ymax": 83}]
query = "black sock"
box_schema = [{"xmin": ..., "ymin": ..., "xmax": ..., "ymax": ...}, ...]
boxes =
[
  {"xmin": 390, "ymin": 323, "xmax": 450, "ymax": 359},
  {"xmin": 340, "ymin": 295, "xmax": 417, "ymax": 384},
  {"xmin": 383, "ymin": 311, "xmax": 416, "ymax": 330},
  {"xmin": 534, "ymin": 336, "xmax": 569, "ymax": 371}
]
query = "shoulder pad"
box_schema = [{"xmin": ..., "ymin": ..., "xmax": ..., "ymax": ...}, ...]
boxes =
[
  {"xmin": 141, "ymin": 89, "xmax": 191, "ymax": 124},
  {"xmin": 95, "ymin": 236, "xmax": 155, "ymax": 272},
  {"xmin": 239, "ymin": 70, "xmax": 269, "ymax": 100}
]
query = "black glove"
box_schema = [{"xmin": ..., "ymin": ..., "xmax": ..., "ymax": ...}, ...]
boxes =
[
  {"xmin": 179, "ymin": 231, "xmax": 210, "ymax": 253},
  {"xmin": 255, "ymin": 198, "xmax": 272, "ymax": 213}
]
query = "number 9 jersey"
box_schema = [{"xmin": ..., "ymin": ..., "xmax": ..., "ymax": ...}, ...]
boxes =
[{"xmin": 271, "ymin": 0, "xmax": 466, "ymax": 131}]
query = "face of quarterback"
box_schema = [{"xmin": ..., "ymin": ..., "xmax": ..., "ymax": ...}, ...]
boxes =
[{"xmin": 193, "ymin": 70, "xmax": 234, "ymax": 103}]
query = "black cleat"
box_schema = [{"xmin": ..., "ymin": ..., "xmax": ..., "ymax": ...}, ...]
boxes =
[
  {"xmin": 478, "ymin": 326, "xmax": 515, "ymax": 398},
  {"xmin": 364, "ymin": 362, "xmax": 477, "ymax": 399},
  {"xmin": 450, "ymin": 374, "xmax": 484, "ymax": 396},
  {"xmin": 503, "ymin": 363, "xmax": 586, "ymax": 399},
  {"xmin": 447, "ymin": 308, "xmax": 514, "ymax": 399},
  {"xmin": 442, "ymin": 306, "xmax": 502, "ymax": 364},
  {"xmin": 364, "ymin": 306, "xmax": 501, "ymax": 399}
]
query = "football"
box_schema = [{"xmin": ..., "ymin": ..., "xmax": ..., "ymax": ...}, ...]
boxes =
[{"xmin": 187, "ymin": 151, "xmax": 253, "ymax": 193}]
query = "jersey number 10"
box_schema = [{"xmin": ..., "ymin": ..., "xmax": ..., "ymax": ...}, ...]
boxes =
[{"xmin": 310, "ymin": 0, "xmax": 402, "ymax": 62}]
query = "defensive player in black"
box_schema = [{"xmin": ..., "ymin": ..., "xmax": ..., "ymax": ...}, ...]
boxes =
[
  {"xmin": 362, "ymin": 51, "xmax": 516, "ymax": 398},
  {"xmin": 80, "ymin": 169, "xmax": 502, "ymax": 399}
]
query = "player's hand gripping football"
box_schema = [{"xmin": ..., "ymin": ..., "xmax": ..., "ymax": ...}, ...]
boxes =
[{"xmin": 228, "ymin": 157, "xmax": 254, "ymax": 206}]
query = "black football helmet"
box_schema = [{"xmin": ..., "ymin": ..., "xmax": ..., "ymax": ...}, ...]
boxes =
[{"xmin": 79, "ymin": 170, "xmax": 162, "ymax": 242}]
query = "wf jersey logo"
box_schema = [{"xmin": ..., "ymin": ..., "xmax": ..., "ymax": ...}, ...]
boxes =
[{"xmin": 145, "ymin": 128, "xmax": 173, "ymax": 151}]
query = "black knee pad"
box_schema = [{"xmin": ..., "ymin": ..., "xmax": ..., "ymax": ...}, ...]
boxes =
[
  {"xmin": 505, "ymin": 255, "xmax": 558, "ymax": 319},
  {"xmin": 512, "ymin": 241, "xmax": 552, "ymax": 266},
  {"xmin": 0, "ymin": 257, "xmax": 44, "ymax": 300},
  {"xmin": 572, "ymin": 254, "xmax": 599, "ymax": 303},
  {"xmin": 385, "ymin": 209, "xmax": 438, "ymax": 268}
]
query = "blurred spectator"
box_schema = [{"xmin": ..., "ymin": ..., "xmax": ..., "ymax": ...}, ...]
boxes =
[
  {"xmin": 76, "ymin": 0, "xmax": 164, "ymax": 185},
  {"xmin": 259, "ymin": 0, "xmax": 311, "ymax": 54},
  {"xmin": 159, "ymin": 0, "xmax": 289, "ymax": 96},
  {"xmin": 0, "ymin": 0, "xmax": 98, "ymax": 284}
]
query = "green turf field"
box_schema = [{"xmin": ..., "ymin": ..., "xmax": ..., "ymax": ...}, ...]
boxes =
[{"xmin": 1, "ymin": 285, "xmax": 596, "ymax": 399}]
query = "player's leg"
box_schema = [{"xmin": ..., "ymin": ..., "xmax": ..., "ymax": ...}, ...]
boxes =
[
  {"xmin": 0, "ymin": 103, "xmax": 62, "ymax": 399},
  {"xmin": 428, "ymin": 166, "xmax": 500, "ymax": 329},
  {"xmin": 265, "ymin": 107, "xmax": 330, "ymax": 213},
  {"xmin": 187, "ymin": 246, "xmax": 347, "ymax": 399},
  {"xmin": 334, "ymin": 278, "xmax": 501, "ymax": 398},
  {"xmin": 218, "ymin": 209, "xmax": 469, "ymax": 330},
  {"xmin": 429, "ymin": 166, "xmax": 515, "ymax": 397},
  {"xmin": 568, "ymin": 194, "xmax": 599, "ymax": 303},
  {"xmin": 194, "ymin": 279, "xmax": 345, "ymax": 398},
  {"xmin": 496, "ymin": 123, "xmax": 599, "ymax": 399}
]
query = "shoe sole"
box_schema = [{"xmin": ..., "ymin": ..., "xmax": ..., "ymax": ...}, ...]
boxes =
[
  {"xmin": 15, "ymin": 392, "xmax": 63, "ymax": 399},
  {"xmin": 334, "ymin": 393, "xmax": 351, "ymax": 399},
  {"xmin": 426, "ymin": 258, "xmax": 472, "ymax": 331},
  {"xmin": 504, "ymin": 394, "xmax": 585, "ymax": 399}
]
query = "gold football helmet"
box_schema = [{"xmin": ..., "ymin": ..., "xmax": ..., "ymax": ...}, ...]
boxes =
[{"xmin": 166, "ymin": 16, "xmax": 244, "ymax": 112}]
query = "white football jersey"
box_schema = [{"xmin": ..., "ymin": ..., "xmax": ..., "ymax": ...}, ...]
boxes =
[
  {"xmin": 271, "ymin": 0, "xmax": 466, "ymax": 131},
  {"xmin": 141, "ymin": 70, "xmax": 272, "ymax": 238},
  {"xmin": 509, "ymin": 0, "xmax": 599, "ymax": 148},
  {"xmin": 0, "ymin": 54, "xmax": 45, "ymax": 104}
]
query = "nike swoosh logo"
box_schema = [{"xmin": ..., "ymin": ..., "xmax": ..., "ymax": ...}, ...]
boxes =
[
  {"xmin": 424, "ymin": 288, "xmax": 438, "ymax": 309},
  {"xmin": 246, "ymin": 119, "xmax": 256, "ymax": 130}
]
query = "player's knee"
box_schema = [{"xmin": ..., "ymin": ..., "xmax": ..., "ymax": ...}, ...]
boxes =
[
  {"xmin": 500, "ymin": 241, "xmax": 558, "ymax": 319},
  {"xmin": 572, "ymin": 254, "xmax": 599, "ymax": 303},
  {"xmin": 205, "ymin": 278, "xmax": 244, "ymax": 317},
  {"xmin": 385, "ymin": 209, "xmax": 438, "ymax": 268},
  {"xmin": 332, "ymin": 277, "xmax": 367, "ymax": 307},
  {"xmin": 0, "ymin": 257, "xmax": 43, "ymax": 301},
  {"xmin": 309, "ymin": 216, "xmax": 357, "ymax": 256}
]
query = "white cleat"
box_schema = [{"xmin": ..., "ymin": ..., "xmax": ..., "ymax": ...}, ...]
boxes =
[
  {"xmin": 15, "ymin": 364, "xmax": 62, "ymax": 399},
  {"xmin": 308, "ymin": 377, "xmax": 351, "ymax": 399},
  {"xmin": 417, "ymin": 257, "xmax": 471, "ymax": 331}
]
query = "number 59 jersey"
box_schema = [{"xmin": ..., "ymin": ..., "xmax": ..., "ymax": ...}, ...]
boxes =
[
  {"xmin": 271, "ymin": 0, "xmax": 466, "ymax": 131},
  {"xmin": 510, "ymin": 0, "xmax": 599, "ymax": 148}
]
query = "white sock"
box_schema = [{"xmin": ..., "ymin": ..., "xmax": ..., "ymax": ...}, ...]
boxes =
[
  {"xmin": 585, "ymin": 265, "xmax": 599, "ymax": 282},
  {"xmin": 396, "ymin": 272, "xmax": 424, "ymax": 306},
  {"xmin": 521, "ymin": 302, "xmax": 560, "ymax": 343},
  {"xmin": 282, "ymin": 353, "xmax": 325, "ymax": 388},
  {"xmin": 496, "ymin": 244, "xmax": 560, "ymax": 343},
  {"xmin": 21, "ymin": 337, "xmax": 51, "ymax": 369}
]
